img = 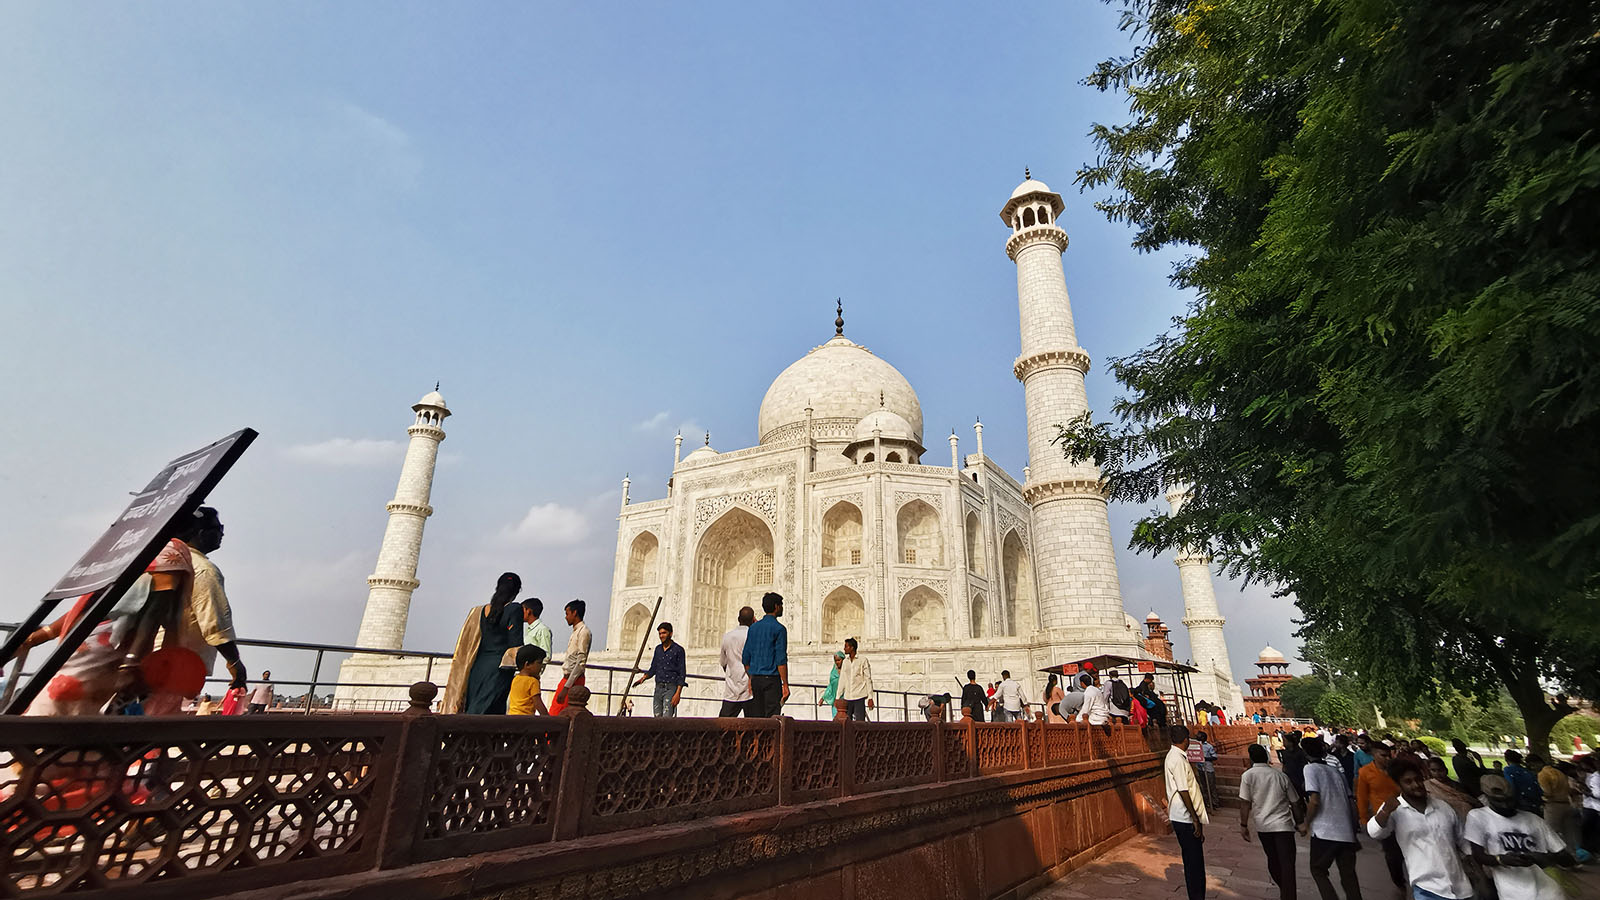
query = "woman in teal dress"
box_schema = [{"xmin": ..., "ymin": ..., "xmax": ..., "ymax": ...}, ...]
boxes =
[{"xmin": 441, "ymin": 573, "xmax": 523, "ymax": 714}]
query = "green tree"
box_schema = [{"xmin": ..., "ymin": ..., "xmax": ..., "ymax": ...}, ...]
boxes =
[
  {"xmin": 1068, "ymin": 0, "xmax": 1600, "ymax": 754},
  {"xmin": 1277, "ymin": 676, "xmax": 1328, "ymax": 718},
  {"xmin": 1317, "ymin": 692, "xmax": 1360, "ymax": 727},
  {"xmin": 1550, "ymin": 713, "xmax": 1600, "ymax": 755}
]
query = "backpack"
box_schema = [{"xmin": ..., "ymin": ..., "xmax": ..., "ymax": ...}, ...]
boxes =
[{"xmin": 1110, "ymin": 679, "xmax": 1131, "ymax": 710}]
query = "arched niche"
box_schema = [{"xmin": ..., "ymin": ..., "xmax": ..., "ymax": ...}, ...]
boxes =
[
  {"xmin": 821, "ymin": 586, "xmax": 865, "ymax": 646},
  {"xmin": 821, "ymin": 502, "xmax": 863, "ymax": 568},
  {"xmin": 970, "ymin": 591, "xmax": 987, "ymax": 639},
  {"xmin": 619, "ymin": 602, "xmax": 653, "ymax": 654},
  {"xmin": 896, "ymin": 499, "xmax": 942, "ymax": 567},
  {"xmin": 625, "ymin": 531, "xmax": 659, "ymax": 587},
  {"xmin": 964, "ymin": 511, "xmax": 983, "ymax": 574},
  {"xmin": 1002, "ymin": 530, "xmax": 1036, "ymax": 638},
  {"xmin": 692, "ymin": 508, "xmax": 774, "ymax": 647},
  {"xmin": 900, "ymin": 586, "xmax": 948, "ymax": 642}
]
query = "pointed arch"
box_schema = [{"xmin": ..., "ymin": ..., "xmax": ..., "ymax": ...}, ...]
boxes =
[
  {"xmin": 1023, "ymin": 207, "xmax": 1036, "ymax": 227},
  {"xmin": 900, "ymin": 586, "xmax": 948, "ymax": 642},
  {"xmin": 625, "ymin": 531, "xmax": 659, "ymax": 587},
  {"xmin": 896, "ymin": 499, "xmax": 942, "ymax": 567},
  {"xmin": 821, "ymin": 501, "xmax": 863, "ymax": 568},
  {"xmin": 692, "ymin": 507, "xmax": 774, "ymax": 648},
  {"xmin": 964, "ymin": 510, "xmax": 984, "ymax": 574},
  {"xmin": 821, "ymin": 586, "xmax": 865, "ymax": 646},
  {"xmin": 1002, "ymin": 530, "xmax": 1035, "ymax": 638},
  {"xmin": 619, "ymin": 603, "xmax": 653, "ymax": 655},
  {"xmin": 970, "ymin": 591, "xmax": 988, "ymax": 639}
]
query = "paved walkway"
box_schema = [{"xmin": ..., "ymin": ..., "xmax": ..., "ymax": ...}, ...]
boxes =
[{"xmin": 1027, "ymin": 825, "xmax": 1600, "ymax": 900}]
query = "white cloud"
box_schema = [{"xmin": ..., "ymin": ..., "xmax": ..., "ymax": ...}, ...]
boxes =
[
  {"xmin": 331, "ymin": 100, "xmax": 421, "ymax": 189},
  {"xmin": 284, "ymin": 438, "xmax": 403, "ymax": 467},
  {"xmin": 498, "ymin": 502, "xmax": 591, "ymax": 547},
  {"xmin": 634, "ymin": 410, "xmax": 670, "ymax": 432}
]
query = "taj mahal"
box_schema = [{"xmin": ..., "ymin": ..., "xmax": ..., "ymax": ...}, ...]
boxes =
[{"xmin": 338, "ymin": 173, "xmax": 1247, "ymax": 717}]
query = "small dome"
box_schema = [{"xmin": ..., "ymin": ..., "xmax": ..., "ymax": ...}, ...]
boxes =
[
  {"xmin": 413, "ymin": 390, "xmax": 449, "ymax": 415},
  {"xmin": 1146, "ymin": 611, "xmax": 1163, "ymax": 622},
  {"xmin": 1010, "ymin": 177, "xmax": 1053, "ymax": 200},
  {"xmin": 1257, "ymin": 645, "xmax": 1286, "ymax": 663},
  {"xmin": 683, "ymin": 443, "xmax": 719, "ymax": 464},
  {"xmin": 1000, "ymin": 175, "xmax": 1067, "ymax": 227},
  {"xmin": 853, "ymin": 408, "xmax": 916, "ymax": 443},
  {"xmin": 758, "ymin": 336, "xmax": 923, "ymax": 445}
]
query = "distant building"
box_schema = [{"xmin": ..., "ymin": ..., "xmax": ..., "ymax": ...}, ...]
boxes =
[
  {"xmin": 1244, "ymin": 645, "xmax": 1293, "ymax": 719},
  {"xmin": 1143, "ymin": 612, "xmax": 1174, "ymax": 662}
]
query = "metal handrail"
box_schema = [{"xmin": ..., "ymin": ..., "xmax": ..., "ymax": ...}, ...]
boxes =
[{"xmin": 217, "ymin": 635, "xmax": 935, "ymax": 721}]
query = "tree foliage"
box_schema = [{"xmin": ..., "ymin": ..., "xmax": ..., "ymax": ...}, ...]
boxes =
[
  {"xmin": 1550, "ymin": 713, "xmax": 1600, "ymax": 754},
  {"xmin": 1277, "ymin": 676, "xmax": 1328, "ymax": 718},
  {"xmin": 1317, "ymin": 692, "xmax": 1360, "ymax": 728},
  {"xmin": 1068, "ymin": 0, "xmax": 1600, "ymax": 753}
]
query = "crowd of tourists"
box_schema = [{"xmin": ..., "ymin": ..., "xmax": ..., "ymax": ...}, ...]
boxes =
[{"xmin": 1164, "ymin": 724, "xmax": 1599, "ymax": 900}]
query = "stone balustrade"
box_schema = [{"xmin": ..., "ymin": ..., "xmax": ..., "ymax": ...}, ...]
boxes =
[{"xmin": 0, "ymin": 688, "xmax": 1258, "ymax": 900}]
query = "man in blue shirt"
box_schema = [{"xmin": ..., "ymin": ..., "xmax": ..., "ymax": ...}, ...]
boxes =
[
  {"xmin": 741, "ymin": 592, "xmax": 788, "ymax": 717},
  {"xmin": 633, "ymin": 622, "xmax": 687, "ymax": 718}
]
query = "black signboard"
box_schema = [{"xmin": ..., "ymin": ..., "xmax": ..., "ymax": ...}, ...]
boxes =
[{"xmin": 1, "ymin": 428, "xmax": 256, "ymax": 714}]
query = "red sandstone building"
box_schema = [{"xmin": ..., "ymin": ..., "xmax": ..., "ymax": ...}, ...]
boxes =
[
  {"xmin": 1244, "ymin": 645, "xmax": 1292, "ymax": 719},
  {"xmin": 1143, "ymin": 612, "xmax": 1175, "ymax": 662}
]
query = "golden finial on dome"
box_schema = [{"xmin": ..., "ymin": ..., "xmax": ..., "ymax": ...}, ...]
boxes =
[{"xmin": 835, "ymin": 298, "xmax": 844, "ymax": 336}]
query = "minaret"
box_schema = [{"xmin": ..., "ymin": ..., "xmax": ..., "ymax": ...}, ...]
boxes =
[
  {"xmin": 354, "ymin": 388, "xmax": 449, "ymax": 650},
  {"xmin": 1001, "ymin": 171, "xmax": 1129, "ymax": 645},
  {"xmin": 1164, "ymin": 484, "xmax": 1239, "ymax": 707}
]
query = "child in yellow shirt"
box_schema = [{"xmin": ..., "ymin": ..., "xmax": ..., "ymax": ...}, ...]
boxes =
[{"xmin": 507, "ymin": 645, "xmax": 548, "ymax": 716}]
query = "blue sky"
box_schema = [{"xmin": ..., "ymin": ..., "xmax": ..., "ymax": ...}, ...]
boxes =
[{"xmin": 1, "ymin": 2, "xmax": 1304, "ymax": 693}]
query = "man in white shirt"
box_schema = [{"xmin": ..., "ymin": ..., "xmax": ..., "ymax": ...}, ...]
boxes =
[
  {"xmin": 247, "ymin": 671, "xmax": 274, "ymax": 714},
  {"xmin": 718, "ymin": 607, "xmax": 754, "ymax": 717},
  {"xmin": 1238, "ymin": 743, "xmax": 1299, "ymax": 900},
  {"xmin": 1077, "ymin": 674, "xmax": 1110, "ymax": 727},
  {"xmin": 551, "ymin": 599, "xmax": 591, "ymax": 714},
  {"xmin": 1466, "ymin": 774, "xmax": 1573, "ymax": 900},
  {"xmin": 1165, "ymin": 725, "xmax": 1209, "ymax": 900},
  {"xmin": 1368, "ymin": 755, "xmax": 1473, "ymax": 900},
  {"xmin": 994, "ymin": 671, "xmax": 1031, "ymax": 722},
  {"xmin": 838, "ymin": 638, "xmax": 874, "ymax": 721}
]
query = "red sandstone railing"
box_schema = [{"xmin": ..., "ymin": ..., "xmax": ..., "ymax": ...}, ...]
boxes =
[{"xmin": 0, "ymin": 700, "xmax": 1259, "ymax": 898}]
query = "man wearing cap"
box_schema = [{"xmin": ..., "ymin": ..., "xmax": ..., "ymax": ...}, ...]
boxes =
[
  {"xmin": 1466, "ymin": 773, "xmax": 1573, "ymax": 900},
  {"xmin": 1059, "ymin": 674, "xmax": 1088, "ymax": 722},
  {"xmin": 1368, "ymin": 755, "xmax": 1473, "ymax": 900}
]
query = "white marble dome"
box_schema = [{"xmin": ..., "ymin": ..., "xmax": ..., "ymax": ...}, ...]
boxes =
[
  {"xmin": 757, "ymin": 336, "xmax": 923, "ymax": 445},
  {"xmin": 1009, "ymin": 177, "xmax": 1054, "ymax": 200},
  {"xmin": 415, "ymin": 390, "xmax": 448, "ymax": 409},
  {"xmin": 1001, "ymin": 175, "xmax": 1067, "ymax": 226},
  {"xmin": 1256, "ymin": 645, "xmax": 1286, "ymax": 664},
  {"xmin": 852, "ymin": 408, "xmax": 916, "ymax": 443},
  {"xmin": 682, "ymin": 443, "xmax": 719, "ymax": 465}
]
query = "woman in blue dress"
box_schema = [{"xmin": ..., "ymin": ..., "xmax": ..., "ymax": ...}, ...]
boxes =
[{"xmin": 441, "ymin": 573, "xmax": 523, "ymax": 714}]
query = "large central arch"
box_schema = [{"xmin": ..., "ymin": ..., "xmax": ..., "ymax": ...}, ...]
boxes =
[
  {"xmin": 692, "ymin": 508, "xmax": 774, "ymax": 648},
  {"xmin": 1002, "ymin": 530, "xmax": 1036, "ymax": 637}
]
